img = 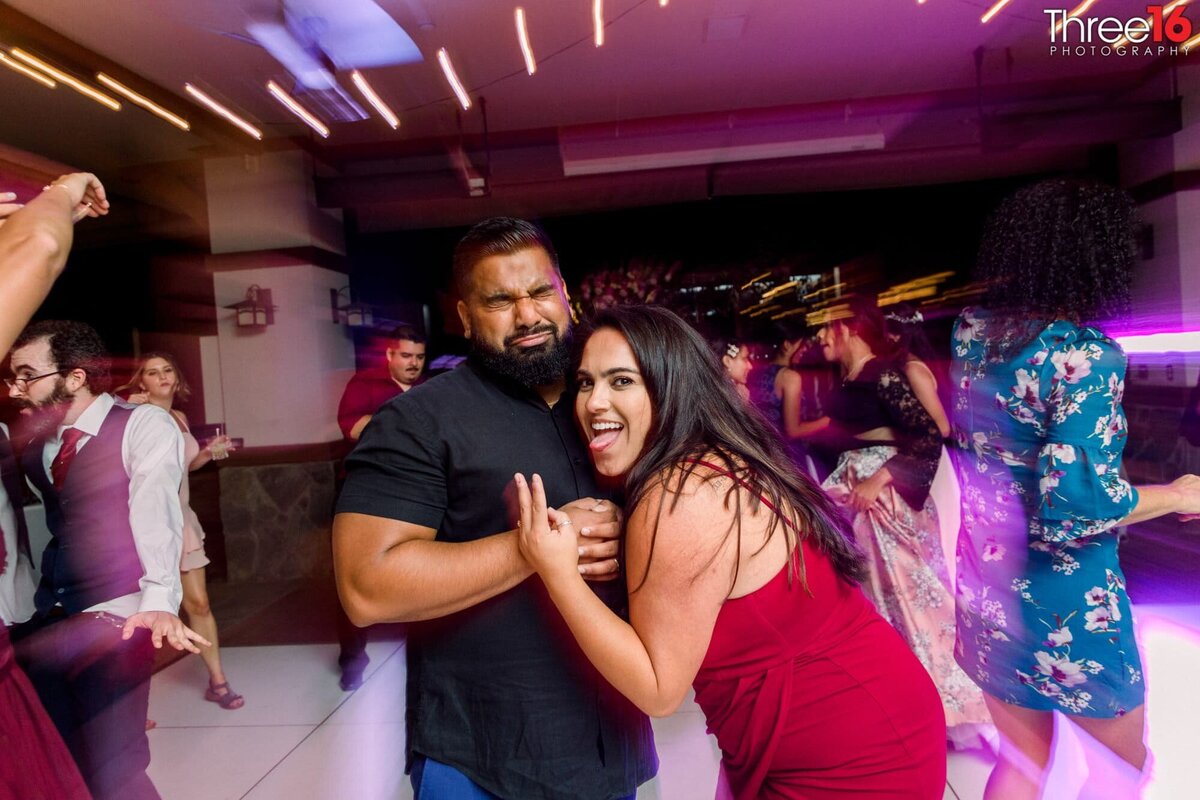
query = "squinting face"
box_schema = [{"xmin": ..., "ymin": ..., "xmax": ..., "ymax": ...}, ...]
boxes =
[
  {"xmin": 386, "ymin": 340, "xmax": 426, "ymax": 386},
  {"xmin": 139, "ymin": 357, "xmax": 178, "ymax": 400},
  {"xmin": 575, "ymin": 328, "xmax": 653, "ymax": 478},
  {"xmin": 722, "ymin": 345, "xmax": 752, "ymax": 384},
  {"xmin": 457, "ymin": 246, "xmax": 571, "ymax": 358}
]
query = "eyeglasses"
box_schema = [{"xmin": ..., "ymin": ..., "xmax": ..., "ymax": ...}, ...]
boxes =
[{"xmin": 4, "ymin": 370, "xmax": 64, "ymax": 390}]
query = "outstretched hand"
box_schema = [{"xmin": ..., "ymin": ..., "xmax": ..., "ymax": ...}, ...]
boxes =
[
  {"xmin": 516, "ymin": 473, "xmax": 583, "ymax": 586},
  {"xmin": 122, "ymin": 611, "xmax": 210, "ymax": 653}
]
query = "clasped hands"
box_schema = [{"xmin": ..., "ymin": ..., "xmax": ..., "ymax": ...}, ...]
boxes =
[{"xmin": 515, "ymin": 473, "xmax": 622, "ymax": 584}]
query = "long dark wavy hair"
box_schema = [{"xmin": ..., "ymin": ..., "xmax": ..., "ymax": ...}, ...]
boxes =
[
  {"xmin": 584, "ymin": 306, "xmax": 865, "ymax": 594},
  {"xmin": 975, "ymin": 178, "xmax": 1136, "ymax": 351}
]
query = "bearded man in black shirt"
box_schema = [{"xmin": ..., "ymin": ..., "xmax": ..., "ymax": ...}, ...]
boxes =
[{"xmin": 334, "ymin": 218, "xmax": 657, "ymax": 799}]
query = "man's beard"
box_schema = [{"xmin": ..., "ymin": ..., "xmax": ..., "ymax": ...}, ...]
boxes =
[
  {"xmin": 17, "ymin": 377, "xmax": 74, "ymax": 435},
  {"xmin": 471, "ymin": 323, "xmax": 573, "ymax": 388}
]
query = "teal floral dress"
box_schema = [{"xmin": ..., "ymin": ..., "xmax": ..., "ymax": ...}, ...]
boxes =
[{"xmin": 949, "ymin": 310, "xmax": 1143, "ymax": 718}]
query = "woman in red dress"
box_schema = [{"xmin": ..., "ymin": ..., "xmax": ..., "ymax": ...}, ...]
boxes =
[{"xmin": 518, "ymin": 305, "xmax": 946, "ymax": 799}]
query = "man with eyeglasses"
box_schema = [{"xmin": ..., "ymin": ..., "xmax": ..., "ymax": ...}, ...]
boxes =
[{"xmin": 6, "ymin": 319, "xmax": 208, "ymax": 800}]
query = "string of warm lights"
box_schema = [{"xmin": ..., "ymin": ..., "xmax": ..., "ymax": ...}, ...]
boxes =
[{"xmin": 5, "ymin": 0, "xmax": 1183, "ymax": 145}]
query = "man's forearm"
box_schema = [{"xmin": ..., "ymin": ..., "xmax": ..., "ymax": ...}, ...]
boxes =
[{"xmin": 336, "ymin": 525, "xmax": 534, "ymax": 625}]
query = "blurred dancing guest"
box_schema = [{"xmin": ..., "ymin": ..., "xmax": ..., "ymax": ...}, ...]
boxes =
[
  {"xmin": 0, "ymin": 173, "xmax": 106, "ymax": 800},
  {"xmin": 120, "ymin": 353, "xmax": 243, "ymax": 710},
  {"xmin": 811, "ymin": 297, "xmax": 990, "ymax": 745},
  {"xmin": 884, "ymin": 304, "xmax": 950, "ymax": 437},
  {"xmin": 950, "ymin": 178, "xmax": 1200, "ymax": 799},
  {"xmin": 334, "ymin": 218, "xmax": 655, "ymax": 798},
  {"xmin": 333, "ymin": 323, "xmax": 427, "ymax": 690},
  {"xmin": 519, "ymin": 305, "xmax": 946, "ymax": 799},
  {"xmin": 714, "ymin": 336, "xmax": 753, "ymax": 402},
  {"xmin": 748, "ymin": 323, "xmax": 804, "ymax": 443},
  {"xmin": 9, "ymin": 321, "xmax": 207, "ymax": 800}
]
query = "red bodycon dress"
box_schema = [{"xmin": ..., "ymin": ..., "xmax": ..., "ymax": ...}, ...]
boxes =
[{"xmin": 693, "ymin": 532, "xmax": 947, "ymax": 799}]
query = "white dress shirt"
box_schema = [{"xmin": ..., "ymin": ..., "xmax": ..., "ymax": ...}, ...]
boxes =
[
  {"xmin": 0, "ymin": 422, "xmax": 36, "ymax": 626},
  {"xmin": 38, "ymin": 393, "xmax": 185, "ymax": 618}
]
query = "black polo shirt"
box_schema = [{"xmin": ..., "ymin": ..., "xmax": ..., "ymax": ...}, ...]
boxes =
[{"xmin": 337, "ymin": 359, "xmax": 657, "ymax": 800}]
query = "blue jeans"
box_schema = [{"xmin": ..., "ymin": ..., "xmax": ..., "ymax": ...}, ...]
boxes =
[
  {"xmin": 410, "ymin": 756, "xmax": 637, "ymax": 800},
  {"xmin": 411, "ymin": 757, "xmax": 500, "ymax": 799}
]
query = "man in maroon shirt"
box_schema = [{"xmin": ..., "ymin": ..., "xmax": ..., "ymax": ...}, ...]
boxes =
[
  {"xmin": 336, "ymin": 324, "xmax": 427, "ymax": 442},
  {"xmin": 334, "ymin": 324, "xmax": 426, "ymax": 689}
]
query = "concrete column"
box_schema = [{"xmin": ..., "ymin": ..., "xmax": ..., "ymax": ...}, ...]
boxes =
[{"xmin": 201, "ymin": 148, "xmax": 356, "ymax": 447}]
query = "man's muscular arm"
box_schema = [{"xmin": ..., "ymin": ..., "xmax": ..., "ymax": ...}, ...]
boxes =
[{"xmin": 334, "ymin": 499, "xmax": 621, "ymax": 625}]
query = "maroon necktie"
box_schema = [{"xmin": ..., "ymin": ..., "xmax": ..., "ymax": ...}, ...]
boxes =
[{"xmin": 50, "ymin": 427, "xmax": 86, "ymax": 490}]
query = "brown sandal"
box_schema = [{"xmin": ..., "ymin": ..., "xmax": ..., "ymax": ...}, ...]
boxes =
[{"xmin": 204, "ymin": 680, "xmax": 245, "ymax": 710}]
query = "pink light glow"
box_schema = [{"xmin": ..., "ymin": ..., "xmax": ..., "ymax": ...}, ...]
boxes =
[{"xmin": 1114, "ymin": 331, "xmax": 1200, "ymax": 353}]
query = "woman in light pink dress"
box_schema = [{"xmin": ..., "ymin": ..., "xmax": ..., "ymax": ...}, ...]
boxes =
[{"xmin": 122, "ymin": 353, "xmax": 244, "ymax": 710}]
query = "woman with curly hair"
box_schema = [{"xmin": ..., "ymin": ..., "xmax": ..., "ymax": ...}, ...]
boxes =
[
  {"xmin": 516, "ymin": 305, "xmax": 947, "ymax": 799},
  {"xmin": 950, "ymin": 178, "xmax": 1200, "ymax": 798}
]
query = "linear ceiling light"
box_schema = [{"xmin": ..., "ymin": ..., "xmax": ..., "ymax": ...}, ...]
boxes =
[
  {"xmin": 437, "ymin": 48, "xmax": 472, "ymax": 110},
  {"xmin": 660, "ymin": 0, "xmax": 669, "ymax": 6},
  {"xmin": 0, "ymin": 51, "xmax": 56, "ymax": 88},
  {"xmin": 1052, "ymin": 0, "xmax": 1100, "ymax": 34},
  {"xmin": 10, "ymin": 49, "xmax": 119, "ymax": 110},
  {"xmin": 515, "ymin": 7, "xmax": 537, "ymax": 75},
  {"xmin": 594, "ymin": 0, "xmax": 605, "ymax": 46},
  {"xmin": 350, "ymin": 70, "xmax": 399, "ymax": 129},
  {"xmin": 267, "ymin": 80, "xmax": 330, "ymax": 138},
  {"xmin": 184, "ymin": 83, "xmax": 263, "ymax": 140},
  {"xmin": 980, "ymin": 0, "xmax": 1012, "ymax": 23},
  {"xmin": 96, "ymin": 73, "xmax": 190, "ymax": 131}
]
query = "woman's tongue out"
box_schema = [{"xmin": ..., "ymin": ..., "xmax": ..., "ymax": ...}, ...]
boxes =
[{"xmin": 589, "ymin": 424, "xmax": 623, "ymax": 452}]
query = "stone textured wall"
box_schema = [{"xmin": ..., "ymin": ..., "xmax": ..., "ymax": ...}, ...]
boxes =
[{"xmin": 218, "ymin": 459, "xmax": 338, "ymax": 583}]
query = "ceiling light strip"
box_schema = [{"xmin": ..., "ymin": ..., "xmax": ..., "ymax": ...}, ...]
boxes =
[
  {"xmin": 0, "ymin": 51, "xmax": 56, "ymax": 88},
  {"xmin": 437, "ymin": 48, "xmax": 472, "ymax": 110},
  {"xmin": 515, "ymin": 8, "xmax": 537, "ymax": 75},
  {"xmin": 266, "ymin": 80, "xmax": 330, "ymax": 138},
  {"xmin": 350, "ymin": 70, "xmax": 399, "ymax": 129},
  {"xmin": 184, "ymin": 83, "xmax": 263, "ymax": 140},
  {"xmin": 980, "ymin": 0, "xmax": 1012, "ymax": 23},
  {"xmin": 594, "ymin": 0, "xmax": 605, "ymax": 46},
  {"xmin": 96, "ymin": 73, "xmax": 190, "ymax": 131},
  {"xmin": 1052, "ymin": 0, "xmax": 1100, "ymax": 34},
  {"xmin": 9, "ymin": 49, "xmax": 119, "ymax": 110}
]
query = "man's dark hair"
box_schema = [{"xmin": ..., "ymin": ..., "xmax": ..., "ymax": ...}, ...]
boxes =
[
  {"xmin": 585, "ymin": 305, "xmax": 865, "ymax": 595},
  {"xmin": 452, "ymin": 217, "xmax": 560, "ymax": 298},
  {"xmin": 14, "ymin": 320, "xmax": 112, "ymax": 394},
  {"xmin": 388, "ymin": 324, "xmax": 426, "ymax": 346}
]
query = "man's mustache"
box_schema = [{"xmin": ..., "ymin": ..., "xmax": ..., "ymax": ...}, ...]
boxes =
[{"xmin": 504, "ymin": 325, "xmax": 557, "ymax": 348}]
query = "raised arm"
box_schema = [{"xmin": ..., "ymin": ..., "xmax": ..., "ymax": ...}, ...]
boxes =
[
  {"xmin": 517, "ymin": 471, "xmax": 735, "ymax": 717},
  {"xmin": 0, "ymin": 173, "xmax": 108, "ymax": 354}
]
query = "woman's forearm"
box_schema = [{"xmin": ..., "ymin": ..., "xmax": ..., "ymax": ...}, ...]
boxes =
[
  {"xmin": 1122, "ymin": 483, "xmax": 1184, "ymax": 526},
  {"xmin": 543, "ymin": 574, "xmax": 684, "ymax": 717}
]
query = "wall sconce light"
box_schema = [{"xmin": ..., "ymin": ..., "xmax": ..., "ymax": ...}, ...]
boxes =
[
  {"xmin": 331, "ymin": 286, "xmax": 374, "ymax": 328},
  {"xmin": 225, "ymin": 284, "xmax": 275, "ymax": 328}
]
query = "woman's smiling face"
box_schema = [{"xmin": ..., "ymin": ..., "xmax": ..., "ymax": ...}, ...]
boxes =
[{"xmin": 575, "ymin": 327, "xmax": 653, "ymax": 478}]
